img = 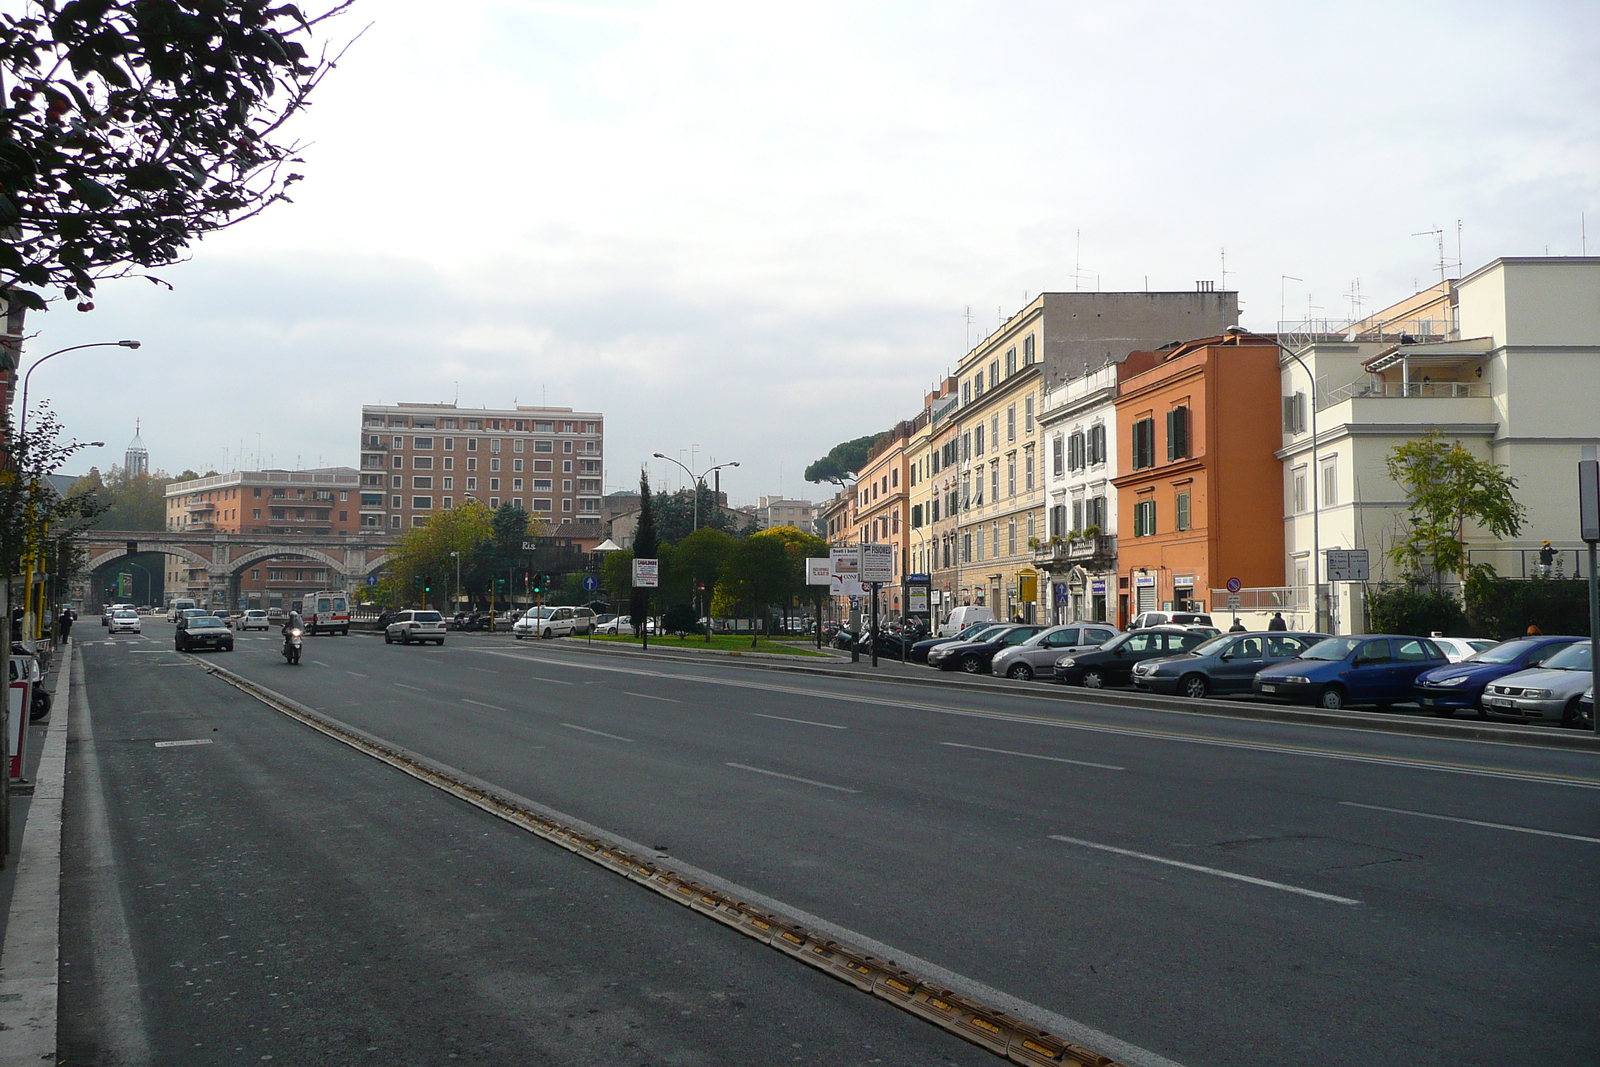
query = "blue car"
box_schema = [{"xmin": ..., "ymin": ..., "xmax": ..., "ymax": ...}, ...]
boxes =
[
  {"xmin": 1253, "ymin": 634, "xmax": 1449, "ymax": 710},
  {"xmin": 1413, "ymin": 635, "xmax": 1584, "ymax": 718},
  {"xmin": 907, "ymin": 622, "xmax": 1007, "ymax": 664}
]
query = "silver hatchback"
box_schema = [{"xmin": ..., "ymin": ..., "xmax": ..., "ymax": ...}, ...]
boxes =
[{"xmin": 990, "ymin": 622, "xmax": 1121, "ymax": 681}]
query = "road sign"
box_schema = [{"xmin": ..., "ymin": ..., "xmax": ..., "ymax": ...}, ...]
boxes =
[
  {"xmin": 582, "ymin": 575, "xmax": 600, "ymax": 591},
  {"xmin": 1225, "ymin": 577, "xmax": 1242, "ymax": 593},
  {"xmin": 805, "ymin": 558, "xmax": 833, "ymax": 586},
  {"xmin": 1581, "ymin": 459, "xmax": 1599, "ymax": 542},
  {"xmin": 1325, "ymin": 548, "xmax": 1370, "ymax": 582},
  {"xmin": 860, "ymin": 543, "xmax": 894, "ymax": 583},
  {"xmin": 1227, "ymin": 594, "xmax": 1242, "ymax": 609},
  {"xmin": 366, "ymin": 574, "xmax": 379, "ymax": 587},
  {"xmin": 631, "ymin": 558, "xmax": 659, "ymax": 588}
]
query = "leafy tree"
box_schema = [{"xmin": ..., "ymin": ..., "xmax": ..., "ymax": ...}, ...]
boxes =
[
  {"xmin": 671, "ymin": 526, "xmax": 737, "ymax": 640},
  {"xmin": 715, "ymin": 530, "xmax": 793, "ymax": 637},
  {"xmin": 1385, "ymin": 432, "xmax": 1526, "ymax": 593},
  {"xmin": 599, "ymin": 548, "xmax": 633, "ymax": 605},
  {"xmin": 804, "ymin": 434, "xmax": 878, "ymax": 489},
  {"xmin": 0, "ymin": 0, "xmax": 354, "ymax": 311},
  {"xmin": 662, "ymin": 602, "xmax": 698, "ymax": 635},
  {"xmin": 373, "ymin": 501, "xmax": 493, "ymax": 608},
  {"xmin": 650, "ymin": 482, "xmax": 754, "ymax": 544},
  {"xmin": 1366, "ymin": 583, "xmax": 1467, "ymax": 637},
  {"xmin": 69, "ymin": 463, "xmax": 167, "ymax": 529},
  {"xmin": 630, "ymin": 469, "xmax": 657, "ymax": 632}
]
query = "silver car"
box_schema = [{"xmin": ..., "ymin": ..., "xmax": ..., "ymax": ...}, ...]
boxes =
[
  {"xmin": 990, "ymin": 622, "xmax": 1121, "ymax": 681},
  {"xmin": 1481, "ymin": 641, "xmax": 1593, "ymax": 726}
]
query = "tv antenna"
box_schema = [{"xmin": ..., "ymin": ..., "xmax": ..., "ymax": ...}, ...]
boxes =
[
  {"xmin": 1220, "ymin": 247, "xmax": 1232, "ymax": 292},
  {"xmin": 1280, "ymin": 275, "xmax": 1302, "ymax": 326},
  {"xmin": 1411, "ymin": 226, "xmax": 1459, "ymax": 284}
]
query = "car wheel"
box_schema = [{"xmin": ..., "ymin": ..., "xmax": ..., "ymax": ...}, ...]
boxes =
[
  {"xmin": 401, "ymin": 632, "xmax": 411, "ymax": 644},
  {"xmin": 436, "ymin": 638, "xmax": 445, "ymax": 646},
  {"xmin": 1181, "ymin": 674, "xmax": 1210, "ymax": 699},
  {"xmin": 384, "ymin": 632, "xmax": 393, "ymax": 644},
  {"xmin": 1006, "ymin": 663, "xmax": 1034, "ymax": 681},
  {"xmin": 1318, "ymin": 685, "xmax": 1346, "ymax": 710},
  {"xmin": 1081, "ymin": 669, "xmax": 1105, "ymax": 689},
  {"xmin": 1561, "ymin": 696, "xmax": 1583, "ymax": 728},
  {"xmin": 543, "ymin": 629, "xmax": 553, "ymax": 639},
  {"xmin": 225, "ymin": 644, "xmax": 234, "ymax": 652},
  {"xmin": 959, "ymin": 654, "xmax": 983, "ymax": 674}
]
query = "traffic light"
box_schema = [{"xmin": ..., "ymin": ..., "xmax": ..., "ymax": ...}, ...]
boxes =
[
  {"xmin": 531, "ymin": 572, "xmax": 545, "ymax": 594},
  {"xmin": 413, "ymin": 575, "xmax": 422, "ymax": 590}
]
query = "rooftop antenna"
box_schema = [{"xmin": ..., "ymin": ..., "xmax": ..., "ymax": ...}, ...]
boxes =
[
  {"xmin": 1280, "ymin": 275, "xmax": 1303, "ymax": 326},
  {"xmin": 453, "ymin": 380, "xmax": 459, "ymax": 405},
  {"xmin": 1583, "ymin": 212, "xmax": 1588, "ymax": 256},
  {"xmin": 964, "ymin": 305, "xmax": 974, "ymax": 351},
  {"xmin": 1344, "ymin": 278, "xmax": 1365, "ymax": 321},
  {"xmin": 1455, "ymin": 219, "xmax": 1463, "ymax": 277},
  {"xmin": 1412, "ymin": 226, "xmax": 1448, "ymax": 285},
  {"xmin": 1220, "ymin": 247, "xmax": 1232, "ymax": 292},
  {"xmin": 1074, "ymin": 230, "xmax": 1081, "ymax": 291}
]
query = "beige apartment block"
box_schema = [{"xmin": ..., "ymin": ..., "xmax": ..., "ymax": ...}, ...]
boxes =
[{"xmin": 359, "ymin": 402, "xmax": 604, "ymax": 535}]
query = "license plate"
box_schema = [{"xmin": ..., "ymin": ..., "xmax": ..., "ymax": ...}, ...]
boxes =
[
  {"xmin": 1259, "ymin": 684, "xmax": 1276, "ymax": 693},
  {"xmin": 1421, "ymin": 697, "xmax": 1434, "ymax": 705},
  {"xmin": 1485, "ymin": 696, "xmax": 1512, "ymax": 707}
]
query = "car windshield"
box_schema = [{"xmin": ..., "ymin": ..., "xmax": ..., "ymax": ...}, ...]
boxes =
[
  {"xmin": 1300, "ymin": 637, "xmax": 1364, "ymax": 661},
  {"xmin": 953, "ymin": 623, "xmax": 991, "ymax": 640},
  {"xmin": 965, "ymin": 625, "xmax": 1009, "ymax": 643},
  {"xmin": 189, "ymin": 617, "xmax": 223, "ymax": 629},
  {"xmin": 114, "ymin": 610, "xmax": 137, "ymax": 618},
  {"xmin": 1189, "ymin": 634, "xmax": 1234, "ymax": 656},
  {"xmin": 1542, "ymin": 642, "xmax": 1593, "ymax": 671},
  {"xmin": 246, "ymin": 611, "xmax": 265, "ymax": 617},
  {"xmin": 1464, "ymin": 638, "xmax": 1542, "ymax": 664},
  {"xmin": 414, "ymin": 611, "xmax": 443, "ymax": 622}
]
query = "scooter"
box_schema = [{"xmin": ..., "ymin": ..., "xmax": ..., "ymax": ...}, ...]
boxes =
[{"xmin": 281, "ymin": 626, "xmax": 304, "ymax": 665}]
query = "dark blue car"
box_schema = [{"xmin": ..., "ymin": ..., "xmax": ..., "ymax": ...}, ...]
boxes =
[
  {"xmin": 1253, "ymin": 634, "xmax": 1449, "ymax": 710},
  {"xmin": 907, "ymin": 622, "xmax": 1006, "ymax": 664},
  {"xmin": 1413, "ymin": 635, "xmax": 1584, "ymax": 717}
]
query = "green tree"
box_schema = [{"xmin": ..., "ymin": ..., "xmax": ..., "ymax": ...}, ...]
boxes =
[
  {"xmin": 1385, "ymin": 432, "xmax": 1526, "ymax": 593},
  {"xmin": 600, "ymin": 548, "xmax": 634, "ymax": 605},
  {"xmin": 630, "ymin": 469, "xmax": 657, "ymax": 633},
  {"xmin": 650, "ymin": 482, "xmax": 753, "ymax": 544},
  {"xmin": 375, "ymin": 501, "xmax": 494, "ymax": 608},
  {"xmin": 673, "ymin": 526, "xmax": 737, "ymax": 640},
  {"xmin": 70, "ymin": 463, "xmax": 168, "ymax": 529},
  {"xmin": 715, "ymin": 529, "xmax": 794, "ymax": 636},
  {"xmin": 804, "ymin": 434, "xmax": 878, "ymax": 489},
  {"xmin": 0, "ymin": 0, "xmax": 353, "ymax": 311}
]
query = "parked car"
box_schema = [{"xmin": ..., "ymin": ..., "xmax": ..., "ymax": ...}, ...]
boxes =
[
  {"xmin": 1414, "ymin": 636, "xmax": 1584, "ymax": 717},
  {"xmin": 237, "ymin": 610, "xmax": 271, "ymax": 631},
  {"xmin": 928, "ymin": 624, "xmax": 1046, "ymax": 673},
  {"xmin": 175, "ymin": 614, "xmax": 234, "ymax": 653},
  {"xmin": 1580, "ymin": 686, "xmax": 1594, "ymax": 729},
  {"xmin": 108, "ymin": 609, "xmax": 142, "ymax": 635},
  {"xmin": 384, "ymin": 609, "xmax": 447, "ymax": 646},
  {"xmin": 1480, "ymin": 641, "xmax": 1594, "ymax": 727},
  {"xmin": 1253, "ymin": 635, "xmax": 1448, "ymax": 710},
  {"xmin": 910, "ymin": 622, "xmax": 1009, "ymax": 664},
  {"xmin": 991, "ymin": 623, "xmax": 1121, "ymax": 681},
  {"xmin": 570, "ymin": 607, "xmax": 597, "ymax": 635},
  {"xmin": 595, "ymin": 614, "xmax": 634, "ymax": 636},
  {"xmin": 1053, "ymin": 628, "xmax": 1214, "ymax": 688},
  {"xmin": 1129, "ymin": 610, "xmax": 1215, "ymax": 631},
  {"xmin": 1430, "ymin": 636, "xmax": 1498, "ymax": 663},
  {"xmin": 1133, "ymin": 631, "xmax": 1327, "ymax": 698},
  {"xmin": 267, "ymin": 606, "xmax": 285, "ymax": 620},
  {"xmin": 513, "ymin": 605, "xmax": 583, "ymax": 639},
  {"xmin": 938, "ymin": 605, "xmax": 996, "ymax": 637}
]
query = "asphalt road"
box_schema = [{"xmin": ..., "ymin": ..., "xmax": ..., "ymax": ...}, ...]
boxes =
[{"xmin": 65, "ymin": 620, "xmax": 1600, "ymax": 1066}]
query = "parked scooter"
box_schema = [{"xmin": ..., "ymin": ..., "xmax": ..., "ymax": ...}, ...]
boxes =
[{"xmin": 282, "ymin": 626, "xmax": 304, "ymax": 665}]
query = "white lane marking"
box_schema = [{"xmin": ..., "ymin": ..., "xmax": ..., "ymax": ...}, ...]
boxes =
[
  {"xmin": 468, "ymin": 666, "xmax": 499, "ymax": 674},
  {"xmin": 725, "ymin": 762, "xmax": 860, "ymax": 793},
  {"xmin": 1048, "ymin": 835, "xmax": 1362, "ymax": 905},
  {"xmin": 625, "ymin": 691, "xmax": 680, "ymax": 703},
  {"xmin": 312, "ymin": 660, "xmax": 331, "ymax": 667},
  {"xmin": 125, "ymin": 650, "xmax": 170, "ymax": 654},
  {"xmin": 752, "ymin": 712, "xmax": 846, "ymax": 730},
  {"xmin": 394, "ymin": 683, "xmax": 426, "ymax": 692},
  {"xmin": 153, "ymin": 739, "xmax": 214, "ymax": 749},
  {"xmin": 561, "ymin": 723, "xmax": 634, "ymax": 742},
  {"xmin": 469, "ymin": 649, "xmax": 1600, "ymax": 791},
  {"xmin": 346, "ymin": 671, "xmax": 368, "ymax": 678},
  {"xmin": 941, "ymin": 742, "xmax": 1123, "ymax": 771},
  {"xmin": 1338, "ymin": 801, "xmax": 1600, "ymax": 844},
  {"xmin": 529, "ymin": 676, "xmax": 574, "ymax": 686},
  {"xmin": 462, "ymin": 698, "xmax": 507, "ymax": 711}
]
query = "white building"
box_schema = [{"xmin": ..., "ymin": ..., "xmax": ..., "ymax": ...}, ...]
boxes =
[
  {"xmin": 1279, "ymin": 256, "xmax": 1600, "ymax": 633},
  {"xmin": 751, "ymin": 496, "xmax": 817, "ymax": 533}
]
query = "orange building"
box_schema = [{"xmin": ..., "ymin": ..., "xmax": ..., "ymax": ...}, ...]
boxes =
[{"xmin": 1111, "ymin": 332, "xmax": 1284, "ymax": 626}]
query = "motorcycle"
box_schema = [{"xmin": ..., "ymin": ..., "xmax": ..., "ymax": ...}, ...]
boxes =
[{"xmin": 281, "ymin": 626, "xmax": 304, "ymax": 665}]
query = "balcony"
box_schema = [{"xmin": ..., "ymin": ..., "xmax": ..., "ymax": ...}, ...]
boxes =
[{"xmin": 1033, "ymin": 533, "xmax": 1116, "ymax": 571}]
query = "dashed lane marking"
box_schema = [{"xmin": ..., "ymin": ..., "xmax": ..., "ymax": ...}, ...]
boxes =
[
  {"xmin": 1338, "ymin": 801, "xmax": 1600, "ymax": 844},
  {"xmin": 751, "ymin": 712, "xmax": 846, "ymax": 730},
  {"xmin": 561, "ymin": 723, "xmax": 634, "ymax": 742},
  {"xmin": 346, "ymin": 671, "xmax": 368, "ymax": 678},
  {"xmin": 624, "ymin": 691, "xmax": 680, "ymax": 703},
  {"xmin": 394, "ymin": 683, "xmax": 426, "ymax": 692},
  {"xmin": 462, "ymin": 698, "xmax": 507, "ymax": 711},
  {"xmin": 941, "ymin": 742, "xmax": 1124, "ymax": 771},
  {"xmin": 153, "ymin": 739, "xmax": 214, "ymax": 749},
  {"xmin": 726, "ymin": 762, "xmax": 860, "ymax": 793},
  {"xmin": 1048, "ymin": 835, "xmax": 1362, "ymax": 905}
]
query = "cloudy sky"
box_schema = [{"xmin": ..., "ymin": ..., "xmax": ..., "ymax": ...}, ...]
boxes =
[{"xmin": 28, "ymin": 0, "xmax": 1600, "ymax": 503}]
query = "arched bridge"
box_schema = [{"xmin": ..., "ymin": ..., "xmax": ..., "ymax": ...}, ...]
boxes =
[{"xmin": 82, "ymin": 529, "xmax": 393, "ymax": 605}]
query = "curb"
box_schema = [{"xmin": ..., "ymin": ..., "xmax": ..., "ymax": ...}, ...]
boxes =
[
  {"xmin": 0, "ymin": 639, "xmax": 71, "ymax": 1064},
  {"xmin": 511, "ymin": 637, "xmax": 1600, "ymax": 753}
]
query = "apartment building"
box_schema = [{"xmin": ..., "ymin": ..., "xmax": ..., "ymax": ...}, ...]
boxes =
[
  {"xmin": 1114, "ymin": 332, "xmax": 1285, "ymax": 626},
  {"xmin": 359, "ymin": 402, "xmax": 604, "ymax": 532},
  {"xmin": 750, "ymin": 496, "xmax": 819, "ymax": 533},
  {"xmin": 1279, "ymin": 256, "xmax": 1600, "ymax": 632},
  {"xmin": 849, "ymin": 418, "xmax": 921, "ymax": 615}
]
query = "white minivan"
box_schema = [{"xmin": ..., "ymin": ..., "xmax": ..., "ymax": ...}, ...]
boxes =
[
  {"xmin": 938, "ymin": 605, "xmax": 996, "ymax": 637},
  {"xmin": 167, "ymin": 597, "xmax": 197, "ymax": 622}
]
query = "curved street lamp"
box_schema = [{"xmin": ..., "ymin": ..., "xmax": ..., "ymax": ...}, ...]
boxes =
[
  {"xmin": 651, "ymin": 453, "xmax": 740, "ymax": 531},
  {"xmin": 19, "ymin": 340, "xmax": 143, "ymax": 439}
]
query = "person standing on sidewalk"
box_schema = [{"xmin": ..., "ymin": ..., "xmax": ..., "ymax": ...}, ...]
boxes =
[{"xmin": 57, "ymin": 606, "xmax": 74, "ymax": 643}]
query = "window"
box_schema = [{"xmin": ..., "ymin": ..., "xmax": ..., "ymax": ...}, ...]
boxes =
[
  {"xmin": 562, "ymin": 498, "xmax": 573, "ymax": 511},
  {"xmin": 391, "ymin": 476, "xmax": 402, "ymax": 488},
  {"xmin": 1167, "ymin": 406, "xmax": 1190, "ymax": 460},
  {"xmin": 911, "ymin": 504, "xmax": 923, "ymax": 527},
  {"xmin": 392, "ymin": 436, "xmax": 403, "ymax": 449},
  {"xmin": 1072, "ymin": 498, "xmax": 1083, "ymax": 531},
  {"xmin": 489, "ymin": 457, "xmax": 500, "ymax": 472},
  {"xmin": 467, "ymin": 438, "xmax": 478, "ymax": 451},
  {"xmin": 413, "ymin": 476, "xmax": 433, "ymax": 489},
  {"xmin": 490, "ymin": 498, "xmax": 500, "ymax": 508},
  {"xmin": 1175, "ymin": 491, "xmax": 1191, "ymax": 531},
  {"xmin": 533, "ymin": 479, "xmax": 552, "ymax": 490},
  {"xmin": 1282, "ymin": 392, "xmax": 1307, "ymax": 434},
  {"xmin": 991, "ymin": 415, "xmax": 999, "ymax": 450},
  {"xmin": 1007, "ymin": 406, "xmax": 1016, "ymax": 441},
  {"xmin": 1023, "ymin": 334, "xmax": 1035, "ymax": 364},
  {"xmin": 413, "ymin": 456, "xmax": 432, "ymax": 469},
  {"xmin": 1005, "ymin": 348, "xmax": 1016, "ymax": 377},
  {"xmin": 1131, "ymin": 418, "xmax": 1156, "ymax": 470},
  {"xmin": 975, "ymin": 423, "xmax": 985, "ymax": 456},
  {"xmin": 443, "ymin": 438, "xmax": 453, "ymax": 450},
  {"xmin": 976, "ymin": 527, "xmax": 985, "ymax": 561},
  {"xmin": 513, "ymin": 478, "xmax": 523, "ymax": 491},
  {"xmin": 562, "ymin": 479, "xmax": 572, "ymax": 493},
  {"xmin": 989, "ymin": 463, "xmax": 999, "ymax": 502},
  {"xmin": 253, "ymin": 487, "xmax": 262, "ymax": 498},
  {"xmin": 441, "ymin": 457, "xmax": 453, "ymax": 471},
  {"xmin": 251, "ymin": 569, "xmax": 260, "ymax": 581},
  {"xmin": 513, "ymin": 459, "xmax": 523, "ymax": 472},
  {"xmin": 1025, "ymin": 396, "xmax": 1034, "ymax": 433},
  {"xmin": 1052, "ymin": 435, "xmax": 1064, "ymax": 477},
  {"xmin": 413, "ymin": 496, "xmax": 432, "ymax": 510},
  {"xmin": 442, "ymin": 497, "xmax": 453, "ymax": 510},
  {"xmin": 490, "ymin": 438, "xmax": 501, "ymax": 454},
  {"xmin": 1321, "ymin": 457, "xmax": 1338, "ymax": 508},
  {"xmin": 1069, "ymin": 432, "xmax": 1085, "ymax": 470},
  {"xmin": 1134, "ymin": 498, "xmax": 1157, "ymax": 537},
  {"xmin": 391, "ymin": 495, "xmax": 402, "ymax": 508},
  {"xmin": 513, "ymin": 438, "xmax": 524, "ymax": 453},
  {"xmin": 962, "ymin": 533, "xmax": 972, "ymax": 563},
  {"xmin": 535, "ymin": 440, "xmax": 553, "ymax": 453},
  {"xmin": 564, "ymin": 441, "xmax": 573, "ymax": 453},
  {"xmin": 961, "ymin": 380, "xmax": 971, "ymax": 406},
  {"xmin": 1088, "ymin": 424, "xmax": 1106, "ymax": 465},
  {"xmin": 466, "ymin": 457, "xmax": 477, "ymax": 472},
  {"xmin": 962, "ymin": 432, "xmax": 971, "ymax": 461},
  {"xmin": 442, "ymin": 477, "xmax": 453, "ymax": 489},
  {"xmin": 533, "ymin": 498, "xmax": 553, "ymax": 511},
  {"xmin": 413, "ymin": 437, "xmax": 433, "ymax": 450},
  {"xmin": 891, "ymin": 468, "xmax": 898, "ymax": 488},
  {"xmin": 1025, "ymin": 450, "xmax": 1035, "ymax": 490},
  {"xmin": 392, "ymin": 455, "xmax": 403, "ymax": 468},
  {"xmin": 252, "ymin": 508, "xmax": 261, "ymax": 519},
  {"xmin": 489, "ymin": 478, "xmax": 500, "ymax": 491},
  {"xmin": 1007, "ymin": 458, "xmax": 1016, "ymax": 497},
  {"xmin": 466, "ymin": 477, "xmax": 477, "ymax": 490},
  {"xmin": 1007, "ymin": 520, "xmax": 1017, "ymax": 556},
  {"xmin": 562, "ymin": 460, "xmax": 572, "ymax": 473},
  {"xmin": 391, "ymin": 515, "xmax": 401, "ymax": 528},
  {"xmin": 989, "ymin": 360, "xmax": 999, "ymax": 388},
  {"xmin": 1291, "ymin": 465, "xmax": 1307, "ymax": 513}
]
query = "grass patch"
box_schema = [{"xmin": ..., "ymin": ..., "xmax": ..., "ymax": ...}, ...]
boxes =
[{"xmin": 584, "ymin": 633, "xmax": 831, "ymax": 657}]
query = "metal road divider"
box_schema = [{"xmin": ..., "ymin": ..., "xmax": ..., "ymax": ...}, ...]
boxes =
[{"xmin": 199, "ymin": 660, "xmax": 1125, "ymax": 1067}]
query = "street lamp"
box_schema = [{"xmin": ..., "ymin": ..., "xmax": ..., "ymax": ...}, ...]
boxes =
[
  {"xmin": 18, "ymin": 340, "xmax": 142, "ymax": 438},
  {"xmin": 651, "ymin": 454, "xmax": 740, "ymax": 531}
]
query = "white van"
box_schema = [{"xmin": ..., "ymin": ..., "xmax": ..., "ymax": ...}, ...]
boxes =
[
  {"xmin": 939, "ymin": 605, "xmax": 996, "ymax": 637},
  {"xmin": 167, "ymin": 598, "xmax": 197, "ymax": 622},
  {"xmin": 306, "ymin": 590, "xmax": 351, "ymax": 636}
]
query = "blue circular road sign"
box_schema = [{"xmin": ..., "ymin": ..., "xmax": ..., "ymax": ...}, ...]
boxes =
[
  {"xmin": 582, "ymin": 575, "xmax": 600, "ymax": 591},
  {"xmin": 366, "ymin": 574, "xmax": 379, "ymax": 586}
]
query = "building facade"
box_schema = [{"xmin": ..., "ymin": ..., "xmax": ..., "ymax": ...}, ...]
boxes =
[
  {"xmin": 1113, "ymin": 332, "xmax": 1286, "ymax": 627},
  {"xmin": 359, "ymin": 402, "xmax": 604, "ymax": 533},
  {"xmin": 750, "ymin": 496, "xmax": 818, "ymax": 533}
]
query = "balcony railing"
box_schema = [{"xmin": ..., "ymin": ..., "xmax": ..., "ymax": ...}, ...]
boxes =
[
  {"xmin": 1033, "ymin": 533, "xmax": 1116, "ymax": 568},
  {"xmin": 1319, "ymin": 379, "xmax": 1489, "ymax": 411}
]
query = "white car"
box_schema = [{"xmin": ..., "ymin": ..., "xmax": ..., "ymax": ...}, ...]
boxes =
[
  {"xmin": 238, "ymin": 610, "xmax": 271, "ymax": 631},
  {"xmin": 1430, "ymin": 636, "xmax": 1497, "ymax": 663},
  {"xmin": 108, "ymin": 609, "xmax": 141, "ymax": 634},
  {"xmin": 384, "ymin": 609, "xmax": 446, "ymax": 646},
  {"xmin": 513, "ymin": 606, "xmax": 580, "ymax": 639},
  {"xmin": 990, "ymin": 622, "xmax": 1122, "ymax": 681},
  {"xmin": 1129, "ymin": 610, "xmax": 1214, "ymax": 631},
  {"xmin": 1481, "ymin": 641, "xmax": 1594, "ymax": 726}
]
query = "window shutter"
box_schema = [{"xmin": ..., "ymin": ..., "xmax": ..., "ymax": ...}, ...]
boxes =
[
  {"xmin": 1166, "ymin": 411, "xmax": 1176, "ymax": 461},
  {"xmin": 1072, "ymin": 499, "xmax": 1083, "ymax": 531}
]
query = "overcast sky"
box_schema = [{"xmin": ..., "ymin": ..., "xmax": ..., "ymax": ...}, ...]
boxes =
[{"xmin": 28, "ymin": 0, "xmax": 1600, "ymax": 505}]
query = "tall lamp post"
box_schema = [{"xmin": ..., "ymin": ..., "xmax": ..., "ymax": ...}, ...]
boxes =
[
  {"xmin": 450, "ymin": 550, "xmax": 461, "ymax": 612},
  {"xmin": 18, "ymin": 340, "xmax": 142, "ymax": 438},
  {"xmin": 651, "ymin": 453, "xmax": 740, "ymax": 531}
]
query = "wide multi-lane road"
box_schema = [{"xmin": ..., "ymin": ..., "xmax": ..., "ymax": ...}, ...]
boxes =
[{"xmin": 63, "ymin": 620, "xmax": 1600, "ymax": 1066}]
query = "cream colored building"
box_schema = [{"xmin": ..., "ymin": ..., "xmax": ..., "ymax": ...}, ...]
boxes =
[{"xmin": 1278, "ymin": 256, "xmax": 1600, "ymax": 633}]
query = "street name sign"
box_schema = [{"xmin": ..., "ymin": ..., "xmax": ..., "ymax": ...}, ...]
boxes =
[{"xmin": 1325, "ymin": 549, "xmax": 1370, "ymax": 582}]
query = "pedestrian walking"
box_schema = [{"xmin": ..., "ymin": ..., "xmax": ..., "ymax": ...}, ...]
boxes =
[
  {"xmin": 1537, "ymin": 540, "xmax": 1555, "ymax": 578},
  {"xmin": 1267, "ymin": 612, "xmax": 1287, "ymax": 631},
  {"xmin": 57, "ymin": 606, "xmax": 75, "ymax": 642}
]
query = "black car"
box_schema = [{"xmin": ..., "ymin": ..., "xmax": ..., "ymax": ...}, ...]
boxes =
[
  {"xmin": 1132, "ymin": 631, "xmax": 1327, "ymax": 698},
  {"xmin": 908, "ymin": 622, "xmax": 1009, "ymax": 664},
  {"xmin": 176, "ymin": 614, "xmax": 235, "ymax": 653},
  {"xmin": 1053, "ymin": 627, "xmax": 1211, "ymax": 688},
  {"xmin": 929, "ymin": 624, "xmax": 1046, "ymax": 673}
]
